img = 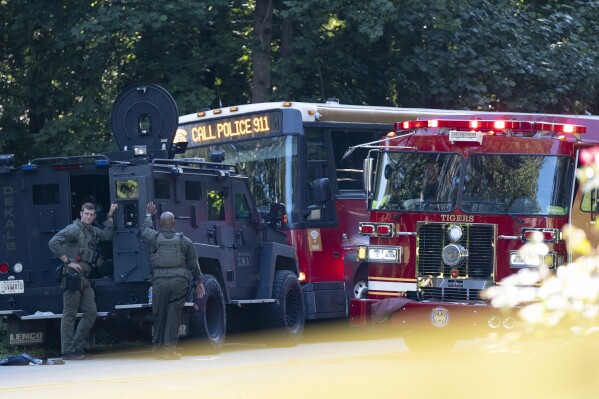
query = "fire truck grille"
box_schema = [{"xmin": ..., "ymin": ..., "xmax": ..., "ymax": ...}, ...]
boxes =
[
  {"xmin": 421, "ymin": 288, "xmax": 483, "ymax": 302},
  {"xmin": 417, "ymin": 222, "xmax": 495, "ymax": 279}
]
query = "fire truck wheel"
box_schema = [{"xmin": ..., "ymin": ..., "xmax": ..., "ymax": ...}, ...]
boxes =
[
  {"xmin": 262, "ymin": 270, "xmax": 305, "ymax": 347},
  {"xmin": 403, "ymin": 332, "xmax": 455, "ymax": 354},
  {"xmin": 352, "ymin": 270, "xmax": 369, "ymax": 299},
  {"xmin": 188, "ymin": 274, "xmax": 226, "ymax": 352}
]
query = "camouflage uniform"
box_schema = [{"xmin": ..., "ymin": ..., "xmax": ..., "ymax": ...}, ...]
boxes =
[{"xmin": 49, "ymin": 218, "xmax": 114, "ymax": 356}]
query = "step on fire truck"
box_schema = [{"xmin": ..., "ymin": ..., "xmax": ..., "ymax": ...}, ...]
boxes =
[
  {"xmin": 0, "ymin": 84, "xmax": 303, "ymax": 350},
  {"xmin": 348, "ymin": 113, "xmax": 599, "ymax": 352}
]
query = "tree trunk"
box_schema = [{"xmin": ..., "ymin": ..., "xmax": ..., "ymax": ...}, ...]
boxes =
[{"xmin": 252, "ymin": 0, "xmax": 273, "ymax": 103}]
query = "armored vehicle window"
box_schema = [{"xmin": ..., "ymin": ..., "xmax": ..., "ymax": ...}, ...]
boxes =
[
  {"xmin": 235, "ymin": 193, "xmax": 250, "ymax": 221},
  {"xmin": 115, "ymin": 179, "xmax": 139, "ymax": 199},
  {"xmin": 207, "ymin": 190, "xmax": 225, "ymax": 220},
  {"xmin": 154, "ymin": 179, "xmax": 170, "ymax": 199},
  {"xmin": 33, "ymin": 184, "xmax": 60, "ymax": 205},
  {"xmin": 185, "ymin": 181, "xmax": 202, "ymax": 201}
]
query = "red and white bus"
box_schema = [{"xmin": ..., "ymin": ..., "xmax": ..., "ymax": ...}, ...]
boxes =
[
  {"xmin": 176, "ymin": 101, "xmax": 460, "ymax": 320},
  {"xmin": 349, "ymin": 112, "xmax": 599, "ymax": 349}
]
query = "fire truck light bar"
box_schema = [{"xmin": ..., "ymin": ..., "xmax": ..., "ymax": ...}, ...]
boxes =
[{"xmin": 395, "ymin": 119, "xmax": 586, "ymax": 135}]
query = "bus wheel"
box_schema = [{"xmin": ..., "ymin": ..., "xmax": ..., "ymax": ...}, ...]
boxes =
[
  {"xmin": 262, "ymin": 270, "xmax": 305, "ymax": 346},
  {"xmin": 188, "ymin": 274, "xmax": 226, "ymax": 352}
]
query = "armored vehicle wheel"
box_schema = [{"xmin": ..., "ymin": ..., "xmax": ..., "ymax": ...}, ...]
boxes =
[
  {"xmin": 262, "ymin": 270, "xmax": 305, "ymax": 346},
  {"xmin": 189, "ymin": 274, "xmax": 226, "ymax": 352}
]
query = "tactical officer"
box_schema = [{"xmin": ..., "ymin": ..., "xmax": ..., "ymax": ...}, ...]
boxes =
[
  {"xmin": 49, "ymin": 201, "xmax": 118, "ymax": 360},
  {"xmin": 142, "ymin": 202, "xmax": 205, "ymax": 360}
]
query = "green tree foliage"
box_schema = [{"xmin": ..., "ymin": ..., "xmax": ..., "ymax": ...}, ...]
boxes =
[{"xmin": 1, "ymin": 0, "xmax": 598, "ymax": 162}]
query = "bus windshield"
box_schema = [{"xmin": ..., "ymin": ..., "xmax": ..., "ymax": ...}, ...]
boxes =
[
  {"xmin": 462, "ymin": 154, "xmax": 573, "ymax": 216},
  {"xmin": 183, "ymin": 136, "xmax": 298, "ymax": 220},
  {"xmin": 372, "ymin": 152, "xmax": 462, "ymax": 212}
]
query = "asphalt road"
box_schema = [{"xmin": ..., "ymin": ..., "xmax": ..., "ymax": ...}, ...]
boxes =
[{"xmin": 1, "ymin": 322, "xmax": 598, "ymax": 399}]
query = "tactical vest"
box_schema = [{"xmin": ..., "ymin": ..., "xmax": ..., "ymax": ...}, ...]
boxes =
[
  {"xmin": 74, "ymin": 220, "xmax": 102, "ymax": 267},
  {"xmin": 150, "ymin": 232, "xmax": 186, "ymax": 268}
]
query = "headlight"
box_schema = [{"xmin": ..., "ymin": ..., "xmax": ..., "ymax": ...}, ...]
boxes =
[
  {"xmin": 368, "ymin": 247, "xmax": 400, "ymax": 262},
  {"xmin": 442, "ymin": 243, "xmax": 468, "ymax": 266},
  {"xmin": 510, "ymin": 251, "xmax": 555, "ymax": 268},
  {"xmin": 447, "ymin": 225, "xmax": 463, "ymax": 242},
  {"xmin": 133, "ymin": 145, "xmax": 147, "ymax": 156},
  {"xmin": 12, "ymin": 262, "xmax": 23, "ymax": 273}
]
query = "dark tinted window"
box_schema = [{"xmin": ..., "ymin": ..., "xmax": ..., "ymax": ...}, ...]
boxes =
[
  {"xmin": 235, "ymin": 193, "xmax": 251, "ymax": 221},
  {"xmin": 154, "ymin": 179, "xmax": 170, "ymax": 199},
  {"xmin": 185, "ymin": 181, "xmax": 202, "ymax": 201},
  {"xmin": 33, "ymin": 184, "xmax": 59, "ymax": 205}
]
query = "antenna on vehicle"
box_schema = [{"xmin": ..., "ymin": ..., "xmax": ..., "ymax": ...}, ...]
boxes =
[{"xmin": 342, "ymin": 135, "xmax": 416, "ymax": 160}]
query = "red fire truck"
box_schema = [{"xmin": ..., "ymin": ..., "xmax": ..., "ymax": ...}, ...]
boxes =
[{"xmin": 349, "ymin": 113, "xmax": 599, "ymax": 351}]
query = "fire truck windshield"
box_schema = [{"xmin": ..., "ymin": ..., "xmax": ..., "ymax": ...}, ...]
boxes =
[
  {"xmin": 182, "ymin": 135, "xmax": 297, "ymax": 219},
  {"xmin": 372, "ymin": 152, "xmax": 573, "ymax": 216},
  {"xmin": 372, "ymin": 152, "xmax": 462, "ymax": 211},
  {"xmin": 462, "ymin": 154, "xmax": 573, "ymax": 216}
]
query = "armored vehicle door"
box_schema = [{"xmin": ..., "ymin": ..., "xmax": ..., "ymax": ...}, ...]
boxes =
[
  {"xmin": 10, "ymin": 167, "xmax": 73, "ymax": 287},
  {"xmin": 203, "ymin": 179, "xmax": 254, "ymax": 300},
  {"xmin": 109, "ymin": 165, "xmax": 152, "ymax": 283},
  {"xmin": 230, "ymin": 179, "xmax": 262, "ymax": 298},
  {"xmin": 26, "ymin": 167, "xmax": 70, "ymax": 285}
]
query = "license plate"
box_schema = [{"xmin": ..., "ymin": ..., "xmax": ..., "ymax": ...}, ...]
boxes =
[{"xmin": 0, "ymin": 280, "xmax": 24, "ymax": 294}]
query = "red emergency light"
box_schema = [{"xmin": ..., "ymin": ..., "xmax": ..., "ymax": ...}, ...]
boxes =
[
  {"xmin": 360, "ymin": 224, "xmax": 375, "ymax": 234},
  {"xmin": 359, "ymin": 222, "xmax": 394, "ymax": 237},
  {"xmin": 395, "ymin": 119, "xmax": 586, "ymax": 135},
  {"xmin": 522, "ymin": 228, "xmax": 561, "ymax": 243},
  {"xmin": 376, "ymin": 224, "xmax": 392, "ymax": 236},
  {"xmin": 0, "ymin": 262, "xmax": 9, "ymax": 274}
]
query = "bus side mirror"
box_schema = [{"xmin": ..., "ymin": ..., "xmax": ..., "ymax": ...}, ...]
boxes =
[
  {"xmin": 311, "ymin": 178, "xmax": 332, "ymax": 203},
  {"xmin": 268, "ymin": 203, "xmax": 287, "ymax": 229},
  {"xmin": 363, "ymin": 158, "xmax": 373, "ymax": 194},
  {"xmin": 170, "ymin": 141, "xmax": 188, "ymax": 156},
  {"xmin": 251, "ymin": 211, "xmax": 261, "ymax": 226}
]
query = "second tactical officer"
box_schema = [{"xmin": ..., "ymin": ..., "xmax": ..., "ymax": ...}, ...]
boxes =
[{"xmin": 142, "ymin": 202, "xmax": 205, "ymax": 360}]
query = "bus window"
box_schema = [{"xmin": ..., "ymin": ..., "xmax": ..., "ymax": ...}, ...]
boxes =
[
  {"xmin": 306, "ymin": 162, "xmax": 327, "ymax": 221},
  {"xmin": 182, "ymin": 136, "xmax": 297, "ymax": 222},
  {"xmin": 330, "ymin": 130, "xmax": 382, "ymax": 192},
  {"xmin": 305, "ymin": 129, "xmax": 328, "ymax": 221}
]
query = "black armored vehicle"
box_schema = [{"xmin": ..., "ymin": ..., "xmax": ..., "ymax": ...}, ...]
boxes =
[{"xmin": 0, "ymin": 84, "xmax": 304, "ymax": 350}]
